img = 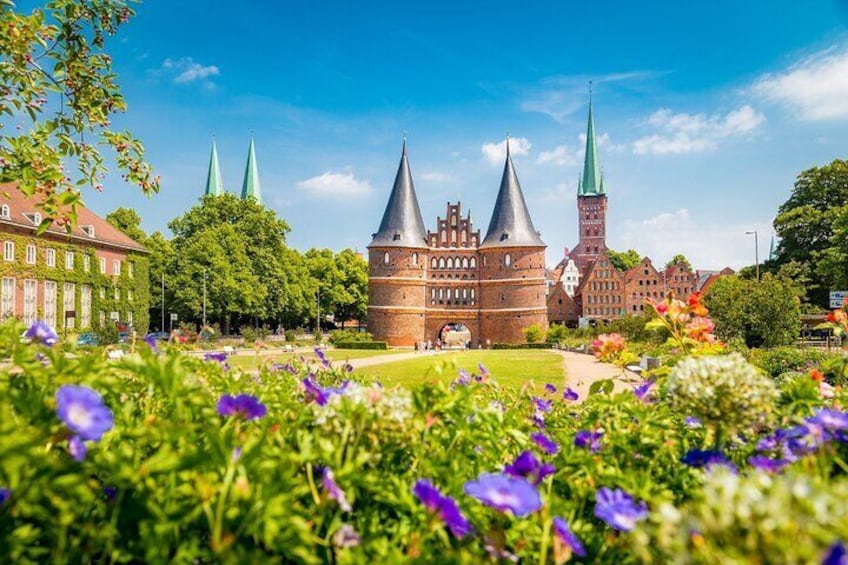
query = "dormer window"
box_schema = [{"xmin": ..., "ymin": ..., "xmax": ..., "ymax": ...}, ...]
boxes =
[
  {"xmin": 0, "ymin": 205, "xmax": 8, "ymax": 219},
  {"xmin": 500, "ymin": 233, "xmax": 509, "ymax": 241},
  {"xmin": 81, "ymin": 225, "xmax": 95, "ymax": 238},
  {"xmin": 32, "ymin": 213, "xmax": 41, "ymax": 226},
  {"xmin": 392, "ymin": 233, "xmax": 401, "ymax": 241}
]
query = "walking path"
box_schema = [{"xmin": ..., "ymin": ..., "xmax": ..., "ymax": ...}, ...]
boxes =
[
  {"xmin": 554, "ymin": 350, "xmax": 640, "ymax": 401},
  {"xmin": 345, "ymin": 350, "xmax": 445, "ymax": 369}
]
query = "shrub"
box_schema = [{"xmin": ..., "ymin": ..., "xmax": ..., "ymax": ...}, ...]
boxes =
[
  {"xmin": 748, "ymin": 346, "xmax": 829, "ymax": 378},
  {"xmin": 94, "ymin": 322, "xmax": 119, "ymax": 345},
  {"xmin": 329, "ymin": 329, "xmax": 374, "ymax": 344},
  {"xmin": 334, "ymin": 341, "xmax": 388, "ymax": 350},
  {"xmin": 491, "ymin": 343, "xmax": 551, "ymax": 349},
  {"xmin": 545, "ymin": 323, "xmax": 567, "ymax": 344},
  {"xmin": 523, "ymin": 324, "xmax": 544, "ymax": 344},
  {"xmin": 285, "ymin": 329, "xmax": 296, "ymax": 342}
]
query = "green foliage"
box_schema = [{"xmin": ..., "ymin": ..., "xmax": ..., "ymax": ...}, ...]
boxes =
[
  {"xmin": 522, "ymin": 323, "xmax": 544, "ymax": 343},
  {"xmin": 607, "ymin": 248, "xmax": 642, "ymax": 271},
  {"xmin": 333, "ymin": 341, "xmax": 388, "ymax": 350},
  {"xmin": 285, "ymin": 329, "xmax": 297, "ymax": 342},
  {"xmin": 665, "ymin": 254, "xmax": 691, "ymax": 270},
  {"xmin": 491, "ymin": 342, "xmax": 551, "ymax": 349},
  {"xmin": 748, "ymin": 346, "xmax": 830, "ymax": 378},
  {"xmin": 704, "ymin": 274, "xmax": 801, "ymax": 348},
  {"xmin": 773, "ymin": 159, "xmax": 848, "ymax": 306},
  {"xmin": 329, "ymin": 329, "xmax": 373, "ymax": 344},
  {"xmin": 0, "ymin": 0, "xmax": 158, "ymax": 227},
  {"xmin": 94, "ymin": 319, "xmax": 119, "ymax": 345},
  {"xmin": 239, "ymin": 325, "xmax": 270, "ymax": 344},
  {"xmin": 545, "ymin": 323, "xmax": 567, "ymax": 343},
  {"xmin": 304, "ymin": 248, "xmax": 369, "ymax": 329},
  {"xmin": 1, "ymin": 318, "xmax": 848, "ymax": 562}
]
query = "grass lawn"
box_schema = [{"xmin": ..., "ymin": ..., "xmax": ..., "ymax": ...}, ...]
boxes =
[
  {"xmin": 227, "ymin": 349, "xmax": 402, "ymax": 370},
  {"xmin": 354, "ymin": 350, "xmax": 565, "ymax": 390}
]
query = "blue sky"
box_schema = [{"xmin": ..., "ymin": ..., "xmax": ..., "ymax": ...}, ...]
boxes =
[{"xmin": 52, "ymin": 0, "xmax": 848, "ymax": 268}]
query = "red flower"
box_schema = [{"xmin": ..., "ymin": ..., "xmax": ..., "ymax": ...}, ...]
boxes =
[{"xmin": 810, "ymin": 369, "xmax": 824, "ymax": 382}]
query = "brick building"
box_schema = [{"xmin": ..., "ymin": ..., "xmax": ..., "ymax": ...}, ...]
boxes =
[
  {"xmin": 368, "ymin": 140, "xmax": 547, "ymax": 346},
  {"xmin": 0, "ymin": 183, "xmax": 149, "ymax": 332}
]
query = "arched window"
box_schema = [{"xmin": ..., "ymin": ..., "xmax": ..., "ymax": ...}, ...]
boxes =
[
  {"xmin": 451, "ymin": 214, "xmax": 457, "ymax": 226},
  {"xmin": 438, "ymin": 288, "xmax": 444, "ymax": 300},
  {"xmin": 412, "ymin": 253, "xmax": 418, "ymax": 266},
  {"xmin": 383, "ymin": 252, "xmax": 390, "ymax": 265},
  {"xmin": 451, "ymin": 231, "xmax": 457, "ymax": 245},
  {"xmin": 461, "ymin": 257, "xmax": 468, "ymax": 269},
  {"xmin": 504, "ymin": 253, "xmax": 512, "ymax": 267},
  {"xmin": 461, "ymin": 231, "xmax": 467, "ymax": 245},
  {"xmin": 431, "ymin": 257, "xmax": 438, "ymax": 269},
  {"xmin": 593, "ymin": 228, "xmax": 599, "ymax": 236},
  {"xmin": 447, "ymin": 257, "xmax": 454, "ymax": 269},
  {"xmin": 462, "ymin": 288, "xmax": 468, "ymax": 299},
  {"xmin": 439, "ymin": 257, "xmax": 446, "ymax": 269},
  {"xmin": 441, "ymin": 231, "xmax": 447, "ymax": 244},
  {"xmin": 470, "ymin": 257, "xmax": 477, "ymax": 269}
]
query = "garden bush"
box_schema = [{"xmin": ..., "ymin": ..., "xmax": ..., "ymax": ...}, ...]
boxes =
[
  {"xmin": 1, "ymin": 317, "xmax": 847, "ymax": 563},
  {"xmin": 523, "ymin": 324, "xmax": 544, "ymax": 344},
  {"xmin": 329, "ymin": 329, "xmax": 374, "ymax": 344},
  {"xmin": 748, "ymin": 346, "xmax": 830, "ymax": 378},
  {"xmin": 333, "ymin": 341, "xmax": 388, "ymax": 350}
]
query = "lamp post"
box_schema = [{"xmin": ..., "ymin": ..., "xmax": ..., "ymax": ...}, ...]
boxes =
[
  {"xmin": 202, "ymin": 269, "xmax": 207, "ymax": 329},
  {"xmin": 315, "ymin": 287, "xmax": 321, "ymax": 337},
  {"xmin": 161, "ymin": 273, "xmax": 165, "ymax": 332},
  {"xmin": 746, "ymin": 230, "xmax": 760, "ymax": 281}
]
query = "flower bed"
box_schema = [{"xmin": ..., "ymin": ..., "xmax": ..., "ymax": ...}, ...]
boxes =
[{"xmin": 1, "ymin": 299, "xmax": 847, "ymax": 563}]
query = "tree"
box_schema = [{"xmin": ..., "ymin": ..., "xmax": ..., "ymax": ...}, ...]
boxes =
[
  {"xmin": 665, "ymin": 254, "xmax": 691, "ymax": 270},
  {"xmin": 773, "ymin": 159, "xmax": 848, "ymax": 306},
  {"xmin": 1, "ymin": 0, "xmax": 158, "ymax": 227},
  {"xmin": 607, "ymin": 249, "xmax": 642, "ymax": 271},
  {"xmin": 106, "ymin": 207, "xmax": 147, "ymax": 244},
  {"xmin": 704, "ymin": 275, "xmax": 801, "ymax": 348},
  {"xmin": 333, "ymin": 249, "xmax": 368, "ymax": 328}
]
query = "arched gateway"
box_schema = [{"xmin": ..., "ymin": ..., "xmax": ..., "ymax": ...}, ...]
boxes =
[{"xmin": 439, "ymin": 322, "xmax": 471, "ymax": 349}]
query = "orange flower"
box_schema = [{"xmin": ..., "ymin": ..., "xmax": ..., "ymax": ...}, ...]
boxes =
[
  {"xmin": 591, "ymin": 333, "xmax": 626, "ymax": 362},
  {"xmin": 685, "ymin": 316, "xmax": 716, "ymax": 342},
  {"xmin": 810, "ymin": 369, "xmax": 824, "ymax": 382},
  {"xmin": 687, "ymin": 292, "xmax": 709, "ymax": 317}
]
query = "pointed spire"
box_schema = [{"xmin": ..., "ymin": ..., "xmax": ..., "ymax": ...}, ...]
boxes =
[
  {"xmin": 204, "ymin": 140, "xmax": 224, "ymax": 197},
  {"xmin": 481, "ymin": 147, "xmax": 545, "ymax": 248},
  {"xmin": 579, "ymin": 92, "xmax": 604, "ymax": 196},
  {"xmin": 241, "ymin": 137, "xmax": 262, "ymax": 203},
  {"xmin": 368, "ymin": 137, "xmax": 428, "ymax": 249},
  {"xmin": 769, "ymin": 236, "xmax": 778, "ymax": 261}
]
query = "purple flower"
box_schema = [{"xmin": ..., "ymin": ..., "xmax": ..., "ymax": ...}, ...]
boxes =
[
  {"xmin": 685, "ymin": 416, "xmax": 702, "ymax": 428},
  {"xmin": 68, "ymin": 435, "xmax": 87, "ymax": 462},
  {"xmin": 321, "ymin": 467, "xmax": 352, "ymax": 512},
  {"xmin": 504, "ymin": 451, "xmax": 556, "ymax": 484},
  {"xmin": 808, "ymin": 408, "xmax": 848, "ymax": 434},
  {"xmin": 231, "ymin": 447, "xmax": 243, "ymax": 462},
  {"xmin": 452, "ymin": 369, "xmax": 472, "ymax": 388},
  {"xmin": 545, "ymin": 383, "xmax": 558, "ymax": 394},
  {"xmin": 204, "ymin": 351, "xmax": 228, "ymax": 364},
  {"xmin": 478, "ymin": 363, "xmax": 489, "ymax": 377},
  {"xmin": 412, "ymin": 479, "xmax": 473, "ymax": 538},
  {"xmin": 553, "ymin": 517, "xmax": 586, "ymax": 557},
  {"xmin": 314, "ymin": 347, "xmax": 331, "ymax": 368},
  {"xmin": 532, "ymin": 397, "xmax": 553, "ymax": 413},
  {"xmin": 0, "ymin": 487, "xmax": 10, "ymax": 506},
  {"xmin": 464, "ymin": 472, "xmax": 542, "ymax": 517},
  {"xmin": 633, "ymin": 380, "xmax": 654, "ymax": 401},
  {"xmin": 25, "ymin": 320, "xmax": 59, "ymax": 346},
  {"xmin": 55, "ymin": 385, "xmax": 114, "ymax": 441},
  {"xmin": 681, "ymin": 449, "xmax": 737, "ymax": 472},
  {"xmin": 302, "ymin": 377, "xmax": 349, "ymax": 406},
  {"xmin": 563, "ymin": 387, "xmax": 579, "ymax": 401},
  {"xmin": 594, "ymin": 487, "xmax": 648, "ymax": 531},
  {"xmin": 217, "ymin": 394, "xmax": 267, "ymax": 420},
  {"xmin": 144, "ymin": 334, "xmax": 159, "ymax": 352},
  {"xmin": 484, "ymin": 539, "xmax": 519, "ymax": 563},
  {"xmin": 344, "ymin": 363, "xmax": 354, "ymax": 373},
  {"xmin": 333, "ymin": 524, "xmax": 360, "ymax": 548},
  {"xmin": 574, "ymin": 430, "xmax": 603, "ymax": 453},
  {"xmin": 413, "ymin": 479, "xmax": 443, "ymax": 512},
  {"xmin": 748, "ymin": 455, "xmax": 789, "ymax": 474},
  {"xmin": 103, "ymin": 486, "xmax": 118, "ymax": 501},
  {"xmin": 531, "ymin": 412, "xmax": 546, "ymax": 429},
  {"xmin": 531, "ymin": 432, "xmax": 559, "ymax": 455},
  {"xmin": 823, "ymin": 541, "xmax": 847, "ymax": 565}
]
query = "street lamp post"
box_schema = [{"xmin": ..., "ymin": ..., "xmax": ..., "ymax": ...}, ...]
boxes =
[
  {"xmin": 202, "ymin": 269, "xmax": 207, "ymax": 329},
  {"xmin": 746, "ymin": 230, "xmax": 760, "ymax": 281},
  {"xmin": 161, "ymin": 273, "xmax": 165, "ymax": 332},
  {"xmin": 315, "ymin": 287, "xmax": 321, "ymax": 338}
]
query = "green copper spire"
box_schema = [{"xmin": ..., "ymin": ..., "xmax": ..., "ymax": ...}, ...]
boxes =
[
  {"xmin": 204, "ymin": 140, "xmax": 224, "ymax": 196},
  {"xmin": 769, "ymin": 236, "xmax": 778, "ymax": 261},
  {"xmin": 241, "ymin": 137, "xmax": 262, "ymax": 203},
  {"xmin": 579, "ymin": 97, "xmax": 604, "ymax": 196}
]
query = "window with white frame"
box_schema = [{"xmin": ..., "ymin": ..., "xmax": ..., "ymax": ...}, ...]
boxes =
[
  {"xmin": 113, "ymin": 259, "xmax": 121, "ymax": 275},
  {"xmin": 99, "ymin": 257, "xmax": 106, "ymax": 274},
  {"xmin": 114, "ymin": 286, "xmax": 120, "ymax": 300},
  {"xmin": 128, "ymin": 289, "xmax": 134, "ymax": 301},
  {"xmin": 44, "ymin": 281, "xmax": 57, "ymax": 328},
  {"xmin": 63, "ymin": 282, "xmax": 75, "ymax": 329},
  {"xmin": 65, "ymin": 251, "xmax": 74, "ymax": 270},
  {"xmin": 3, "ymin": 241, "xmax": 14, "ymax": 261},
  {"xmin": 46, "ymin": 248, "xmax": 55, "ymax": 267},
  {"xmin": 26, "ymin": 244, "xmax": 36, "ymax": 265},
  {"xmin": 0, "ymin": 205, "xmax": 9, "ymax": 219},
  {"xmin": 80, "ymin": 285, "xmax": 91, "ymax": 329},
  {"xmin": 99, "ymin": 311, "xmax": 105, "ymax": 327},
  {"xmin": 128, "ymin": 262, "xmax": 134, "ymax": 277},
  {"xmin": 23, "ymin": 279, "xmax": 37, "ymax": 325},
  {"xmin": 1, "ymin": 277, "xmax": 15, "ymax": 319},
  {"xmin": 126, "ymin": 311, "xmax": 133, "ymax": 326},
  {"xmin": 83, "ymin": 255, "xmax": 90, "ymax": 272},
  {"xmin": 99, "ymin": 286, "xmax": 105, "ymax": 299}
]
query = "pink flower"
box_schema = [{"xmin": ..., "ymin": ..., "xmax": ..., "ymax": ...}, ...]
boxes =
[{"xmin": 591, "ymin": 333, "xmax": 626, "ymax": 362}]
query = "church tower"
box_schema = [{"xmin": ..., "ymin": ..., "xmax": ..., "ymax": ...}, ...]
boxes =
[
  {"xmin": 367, "ymin": 139, "xmax": 429, "ymax": 346},
  {"xmin": 478, "ymin": 139, "xmax": 548, "ymax": 343},
  {"xmin": 241, "ymin": 137, "xmax": 262, "ymax": 204},
  {"xmin": 573, "ymin": 97, "xmax": 608, "ymax": 272},
  {"xmin": 204, "ymin": 140, "xmax": 224, "ymax": 197}
]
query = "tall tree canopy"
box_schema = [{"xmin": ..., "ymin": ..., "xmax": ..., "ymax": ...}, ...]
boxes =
[
  {"xmin": 665, "ymin": 254, "xmax": 692, "ymax": 270},
  {"xmin": 607, "ymin": 249, "xmax": 642, "ymax": 271},
  {"xmin": 1, "ymin": 0, "xmax": 158, "ymax": 227},
  {"xmin": 773, "ymin": 159, "xmax": 848, "ymax": 306}
]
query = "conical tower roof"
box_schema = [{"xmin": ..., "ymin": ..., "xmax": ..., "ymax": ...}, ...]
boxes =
[
  {"xmin": 204, "ymin": 141, "xmax": 224, "ymax": 196},
  {"xmin": 579, "ymin": 99, "xmax": 604, "ymax": 196},
  {"xmin": 241, "ymin": 137, "xmax": 262, "ymax": 203},
  {"xmin": 481, "ymin": 140, "xmax": 545, "ymax": 248},
  {"xmin": 368, "ymin": 139, "xmax": 428, "ymax": 249}
]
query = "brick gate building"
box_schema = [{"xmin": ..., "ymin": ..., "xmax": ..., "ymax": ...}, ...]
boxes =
[{"xmin": 367, "ymin": 140, "xmax": 547, "ymax": 346}]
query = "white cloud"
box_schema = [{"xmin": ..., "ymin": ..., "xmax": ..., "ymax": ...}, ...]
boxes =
[
  {"xmin": 614, "ymin": 208, "xmax": 772, "ymax": 269},
  {"xmin": 481, "ymin": 137, "xmax": 531, "ymax": 165},
  {"xmin": 160, "ymin": 57, "xmax": 220, "ymax": 86},
  {"xmin": 420, "ymin": 171, "xmax": 452, "ymax": 182},
  {"xmin": 632, "ymin": 105, "xmax": 765, "ymax": 155},
  {"xmin": 751, "ymin": 44, "xmax": 848, "ymax": 120},
  {"xmin": 537, "ymin": 145, "xmax": 578, "ymax": 166},
  {"xmin": 296, "ymin": 171, "xmax": 372, "ymax": 197}
]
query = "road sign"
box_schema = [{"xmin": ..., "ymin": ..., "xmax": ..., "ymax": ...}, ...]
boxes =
[
  {"xmin": 170, "ymin": 313, "xmax": 178, "ymax": 321},
  {"xmin": 831, "ymin": 291, "xmax": 848, "ymax": 309}
]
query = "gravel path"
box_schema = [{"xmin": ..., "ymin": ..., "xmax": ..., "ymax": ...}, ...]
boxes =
[{"xmin": 555, "ymin": 350, "xmax": 640, "ymax": 401}]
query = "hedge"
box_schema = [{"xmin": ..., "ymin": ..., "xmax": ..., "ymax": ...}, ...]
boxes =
[
  {"xmin": 491, "ymin": 343, "xmax": 553, "ymax": 350},
  {"xmin": 334, "ymin": 341, "xmax": 388, "ymax": 350}
]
